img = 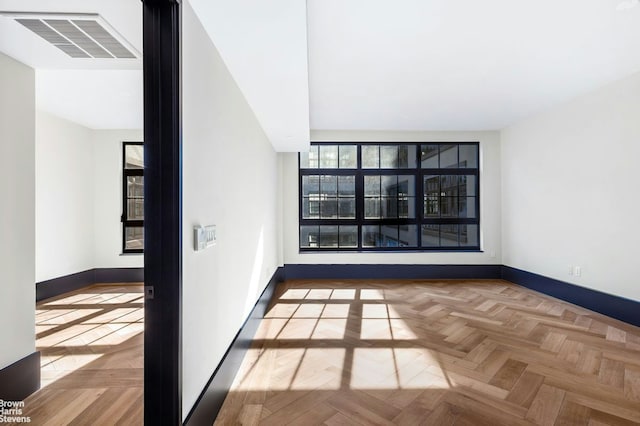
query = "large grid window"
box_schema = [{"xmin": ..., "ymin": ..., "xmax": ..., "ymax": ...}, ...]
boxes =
[
  {"xmin": 122, "ymin": 142, "xmax": 144, "ymax": 253},
  {"xmin": 299, "ymin": 142, "xmax": 480, "ymax": 251}
]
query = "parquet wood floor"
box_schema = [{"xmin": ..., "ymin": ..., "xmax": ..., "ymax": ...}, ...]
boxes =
[
  {"xmin": 215, "ymin": 279, "xmax": 640, "ymax": 425},
  {"xmin": 9, "ymin": 284, "xmax": 144, "ymax": 425}
]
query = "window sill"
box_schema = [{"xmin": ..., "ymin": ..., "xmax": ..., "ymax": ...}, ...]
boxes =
[
  {"xmin": 298, "ymin": 249, "xmax": 484, "ymax": 254},
  {"xmin": 120, "ymin": 252, "xmax": 144, "ymax": 256}
]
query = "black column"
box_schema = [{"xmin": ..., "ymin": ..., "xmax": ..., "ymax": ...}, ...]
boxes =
[{"xmin": 142, "ymin": 0, "xmax": 182, "ymax": 424}]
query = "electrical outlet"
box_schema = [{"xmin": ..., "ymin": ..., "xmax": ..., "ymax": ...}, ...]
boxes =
[
  {"xmin": 574, "ymin": 266, "xmax": 582, "ymax": 277},
  {"xmin": 568, "ymin": 265, "xmax": 573, "ymax": 275}
]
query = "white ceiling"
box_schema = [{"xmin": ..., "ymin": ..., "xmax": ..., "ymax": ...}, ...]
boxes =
[
  {"xmin": 308, "ymin": 0, "xmax": 640, "ymax": 131},
  {"xmin": 0, "ymin": 0, "xmax": 143, "ymax": 130},
  {"xmin": 1, "ymin": 0, "xmax": 640, "ymax": 148},
  {"xmin": 189, "ymin": 0, "xmax": 310, "ymax": 152},
  {"xmin": 37, "ymin": 69, "xmax": 143, "ymax": 129},
  {"xmin": 0, "ymin": 0, "xmax": 141, "ymax": 69}
]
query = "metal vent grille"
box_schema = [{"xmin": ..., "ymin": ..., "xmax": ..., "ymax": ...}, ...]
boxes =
[{"xmin": 14, "ymin": 16, "xmax": 137, "ymax": 59}]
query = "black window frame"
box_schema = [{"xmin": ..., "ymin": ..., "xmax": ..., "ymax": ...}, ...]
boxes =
[
  {"xmin": 122, "ymin": 141, "xmax": 144, "ymax": 254},
  {"xmin": 298, "ymin": 142, "xmax": 480, "ymax": 252}
]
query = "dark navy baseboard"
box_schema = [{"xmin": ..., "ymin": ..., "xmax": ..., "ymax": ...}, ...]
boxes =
[
  {"xmin": 94, "ymin": 267, "xmax": 144, "ymax": 283},
  {"xmin": 283, "ymin": 263, "xmax": 502, "ymax": 280},
  {"xmin": 501, "ymin": 266, "xmax": 640, "ymax": 327},
  {"xmin": 0, "ymin": 351, "xmax": 40, "ymax": 401},
  {"xmin": 36, "ymin": 267, "xmax": 144, "ymax": 301},
  {"xmin": 184, "ymin": 267, "xmax": 285, "ymax": 426}
]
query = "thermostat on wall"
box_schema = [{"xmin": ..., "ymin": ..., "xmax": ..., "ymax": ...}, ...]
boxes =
[{"xmin": 194, "ymin": 225, "xmax": 216, "ymax": 251}]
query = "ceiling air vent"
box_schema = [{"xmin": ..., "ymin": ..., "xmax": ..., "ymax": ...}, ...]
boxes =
[{"xmin": 0, "ymin": 12, "xmax": 139, "ymax": 59}]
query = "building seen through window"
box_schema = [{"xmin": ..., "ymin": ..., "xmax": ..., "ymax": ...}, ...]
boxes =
[
  {"xmin": 122, "ymin": 142, "xmax": 144, "ymax": 253},
  {"xmin": 299, "ymin": 142, "xmax": 479, "ymax": 251}
]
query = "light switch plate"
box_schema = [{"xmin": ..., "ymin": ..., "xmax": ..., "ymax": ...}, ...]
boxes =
[
  {"xmin": 204, "ymin": 225, "xmax": 216, "ymax": 247},
  {"xmin": 194, "ymin": 225, "xmax": 216, "ymax": 251}
]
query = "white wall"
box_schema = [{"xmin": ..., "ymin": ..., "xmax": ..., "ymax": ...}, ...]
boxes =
[
  {"xmin": 93, "ymin": 129, "xmax": 144, "ymax": 269},
  {"xmin": 36, "ymin": 111, "xmax": 143, "ymax": 282},
  {"xmin": 0, "ymin": 52, "xmax": 35, "ymax": 369},
  {"xmin": 182, "ymin": 1, "xmax": 279, "ymax": 418},
  {"xmin": 501, "ymin": 71, "xmax": 640, "ymax": 301},
  {"xmin": 282, "ymin": 130, "xmax": 502, "ymax": 265},
  {"xmin": 36, "ymin": 111, "xmax": 94, "ymax": 282}
]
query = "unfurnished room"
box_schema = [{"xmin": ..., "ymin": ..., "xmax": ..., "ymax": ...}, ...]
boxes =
[{"xmin": 0, "ymin": 0, "xmax": 639, "ymax": 425}]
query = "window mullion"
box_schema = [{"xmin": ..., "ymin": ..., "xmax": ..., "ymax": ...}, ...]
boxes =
[{"xmin": 299, "ymin": 142, "xmax": 480, "ymax": 251}]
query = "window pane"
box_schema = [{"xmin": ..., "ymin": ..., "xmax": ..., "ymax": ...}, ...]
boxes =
[
  {"xmin": 338, "ymin": 182, "xmax": 356, "ymax": 214},
  {"xmin": 380, "ymin": 225, "xmax": 399, "ymax": 247},
  {"xmin": 302, "ymin": 197, "xmax": 319, "ymax": 219},
  {"xmin": 380, "ymin": 146, "xmax": 397, "ymax": 168},
  {"xmin": 379, "ymin": 175, "xmax": 414, "ymax": 217},
  {"xmin": 398, "ymin": 145, "xmax": 416, "ymax": 168},
  {"xmin": 421, "ymin": 145, "xmax": 439, "ymax": 168},
  {"xmin": 441, "ymin": 175, "xmax": 459, "ymax": 197},
  {"xmin": 423, "ymin": 175, "xmax": 440, "ymax": 217},
  {"xmin": 320, "ymin": 198, "xmax": 337, "ymax": 218},
  {"xmin": 364, "ymin": 197, "xmax": 381, "ymax": 218},
  {"xmin": 125, "ymin": 144, "xmax": 143, "ymax": 169},
  {"xmin": 381, "ymin": 175, "xmax": 397, "ymax": 196},
  {"xmin": 440, "ymin": 144, "xmax": 459, "ymax": 168},
  {"xmin": 362, "ymin": 145, "xmax": 379, "ymax": 168},
  {"xmin": 300, "ymin": 146, "xmax": 318, "ymax": 168},
  {"xmin": 459, "ymin": 144, "xmax": 478, "ymax": 168},
  {"xmin": 319, "ymin": 176, "xmax": 338, "ymax": 218},
  {"xmin": 459, "ymin": 196, "xmax": 477, "ymax": 218},
  {"xmin": 460, "ymin": 224, "xmax": 478, "ymax": 247},
  {"xmin": 440, "ymin": 197, "xmax": 458, "ymax": 217},
  {"xmin": 126, "ymin": 176, "xmax": 144, "ymax": 220},
  {"xmin": 397, "ymin": 176, "xmax": 414, "ymax": 196},
  {"xmin": 422, "ymin": 224, "xmax": 439, "ymax": 247},
  {"xmin": 399, "ymin": 225, "xmax": 418, "ymax": 247},
  {"xmin": 319, "ymin": 145, "xmax": 338, "ymax": 168},
  {"xmin": 364, "ymin": 176, "xmax": 380, "ymax": 196},
  {"xmin": 319, "ymin": 226, "xmax": 339, "ymax": 248},
  {"xmin": 125, "ymin": 226, "xmax": 144, "ymax": 250},
  {"xmin": 338, "ymin": 198, "xmax": 356, "ymax": 218},
  {"xmin": 424, "ymin": 175, "xmax": 440, "ymax": 194},
  {"xmin": 339, "ymin": 225, "xmax": 358, "ymax": 248},
  {"xmin": 399, "ymin": 197, "xmax": 415, "ymax": 218},
  {"xmin": 300, "ymin": 226, "xmax": 319, "ymax": 248},
  {"xmin": 321, "ymin": 175, "xmax": 337, "ymax": 196},
  {"xmin": 362, "ymin": 225, "xmax": 379, "ymax": 247},
  {"xmin": 381, "ymin": 197, "xmax": 398, "ymax": 218},
  {"xmin": 302, "ymin": 175, "xmax": 319, "ymax": 197},
  {"xmin": 127, "ymin": 176, "xmax": 144, "ymax": 197},
  {"xmin": 441, "ymin": 224, "xmax": 459, "ymax": 246},
  {"xmin": 339, "ymin": 145, "xmax": 357, "ymax": 168},
  {"xmin": 363, "ymin": 225, "xmax": 404, "ymax": 247},
  {"xmin": 127, "ymin": 199, "xmax": 144, "ymax": 220},
  {"xmin": 338, "ymin": 176, "xmax": 355, "ymax": 196},
  {"xmin": 459, "ymin": 175, "xmax": 476, "ymax": 196}
]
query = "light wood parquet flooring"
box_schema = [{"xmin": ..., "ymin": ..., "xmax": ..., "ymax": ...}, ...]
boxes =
[
  {"xmin": 10, "ymin": 284, "xmax": 144, "ymax": 425},
  {"xmin": 215, "ymin": 279, "xmax": 640, "ymax": 425}
]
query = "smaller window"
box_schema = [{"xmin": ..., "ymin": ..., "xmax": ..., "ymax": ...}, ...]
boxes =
[{"xmin": 122, "ymin": 142, "xmax": 144, "ymax": 253}]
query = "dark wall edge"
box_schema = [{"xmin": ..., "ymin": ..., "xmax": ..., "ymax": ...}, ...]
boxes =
[
  {"xmin": 501, "ymin": 265, "xmax": 640, "ymax": 327},
  {"xmin": 184, "ymin": 267, "xmax": 285, "ymax": 426},
  {"xmin": 283, "ymin": 263, "xmax": 502, "ymax": 280},
  {"xmin": 36, "ymin": 268, "xmax": 144, "ymax": 302},
  {"xmin": 0, "ymin": 351, "xmax": 40, "ymax": 401}
]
